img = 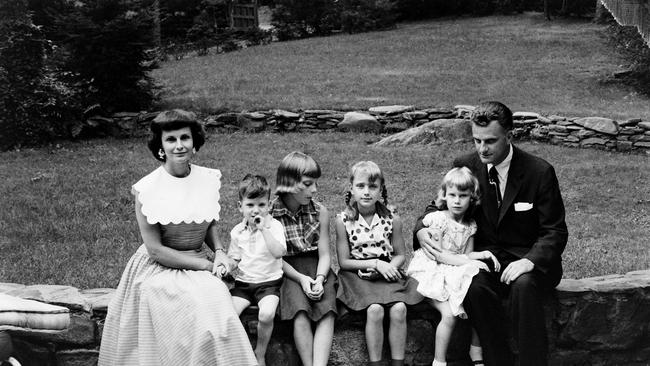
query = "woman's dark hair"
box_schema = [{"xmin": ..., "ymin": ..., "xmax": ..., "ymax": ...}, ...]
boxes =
[{"xmin": 147, "ymin": 109, "xmax": 206, "ymax": 162}]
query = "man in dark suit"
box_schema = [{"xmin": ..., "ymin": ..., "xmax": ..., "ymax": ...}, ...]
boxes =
[{"xmin": 413, "ymin": 101, "xmax": 568, "ymax": 366}]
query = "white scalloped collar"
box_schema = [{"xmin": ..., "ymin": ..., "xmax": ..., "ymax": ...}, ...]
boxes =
[{"xmin": 132, "ymin": 165, "xmax": 221, "ymax": 225}]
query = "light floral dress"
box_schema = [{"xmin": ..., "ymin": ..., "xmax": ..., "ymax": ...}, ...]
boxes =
[{"xmin": 407, "ymin": 210, "xmax": 478, "ymax": 318}]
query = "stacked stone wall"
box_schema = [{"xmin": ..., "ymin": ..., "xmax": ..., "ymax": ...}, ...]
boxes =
[
  {"xmin": 95, "ymin": 104, "xmax": 650, "ymax": 154},
  {"xmin": 1, "ymin": 270, "xmax": 649, "ymax": 366}
]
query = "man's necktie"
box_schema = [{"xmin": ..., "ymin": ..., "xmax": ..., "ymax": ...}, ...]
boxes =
[{"xmin": 489, "ymin": 166, "xmax": 502, "ymax": 207}]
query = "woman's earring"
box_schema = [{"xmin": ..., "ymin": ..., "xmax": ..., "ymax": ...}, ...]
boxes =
[
  {"xmin": 158, "ymin": 149, "xmax": 165, "ymax": 159},
  {"xmin": 192, "ymin": 147, "xmax": 196, "ymax": 154}
]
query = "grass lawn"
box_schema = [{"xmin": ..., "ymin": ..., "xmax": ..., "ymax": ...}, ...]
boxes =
[
  {"xmin": 153, "ymin": 12, "xmax": 650, "ymax": 120},
  {"xmin": 1, "ymin": 132, "xmax": 648, "ymax": 289}
]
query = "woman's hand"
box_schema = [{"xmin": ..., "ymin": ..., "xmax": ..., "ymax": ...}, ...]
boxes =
[
  {"xmin": 211, "ymin": 262, "xmax": 227, "ymax": 278},
  {"xmin": 375, "ymin": 260, "xmax": 403, "ymax": 282}
]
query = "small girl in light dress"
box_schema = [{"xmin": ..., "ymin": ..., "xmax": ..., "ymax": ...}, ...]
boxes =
[
  {"xmin": 336, "ymin": 161, "xmax": 423, "ymax": 366},
  {"xmin": 407, "ymin": 167, "xmax": 500, "ymax": 366}
]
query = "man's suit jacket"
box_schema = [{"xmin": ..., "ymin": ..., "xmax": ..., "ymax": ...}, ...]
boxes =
[{"xmin": 413, "ymin": 145, "xmax": 568, "ymax": 286}]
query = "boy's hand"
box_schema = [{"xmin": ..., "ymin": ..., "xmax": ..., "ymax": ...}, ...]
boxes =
[
  {"xmin": 253, "ymin": 214, "xmax": 271, "ymax": 231},
  {"xmin": 212, "ymin": 262, "xmax": 227, "ymax": 278}
]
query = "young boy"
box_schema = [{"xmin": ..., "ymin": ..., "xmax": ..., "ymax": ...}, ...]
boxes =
[{"xmin": 222, "ymin": 174, "xmax": 287, "ymax": 366}]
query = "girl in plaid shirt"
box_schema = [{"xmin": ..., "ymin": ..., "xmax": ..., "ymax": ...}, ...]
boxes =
[{"xmin": 270, "ymin": 151, "xmax": 337, "ymax": 366}]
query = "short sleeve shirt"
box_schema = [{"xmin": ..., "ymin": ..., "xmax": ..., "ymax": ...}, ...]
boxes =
[
  {"xmin": 270, "ymin": 197, "xmax": 322, "ymax": 256},
  {"xmin": 228, "ymin": 217, "xmax": 286, "ymax": 283},
  {"xmin": 339, "ymin": 212, "xmax": 393, "ymax": 260}
]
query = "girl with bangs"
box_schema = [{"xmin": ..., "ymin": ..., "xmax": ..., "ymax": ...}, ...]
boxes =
[
  {"xmin": 407, "ymin": 167, "xmax": 501, "ymax": 366},
  {"xmin": 335, "ymin": 161, "xmax": 422, "ymax": 366},
  {"xmin": 270, "ymin": 151, "xmax": 337, "ymax": 366}
]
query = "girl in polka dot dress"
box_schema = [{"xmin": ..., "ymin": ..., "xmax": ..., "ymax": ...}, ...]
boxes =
[{"xmin": 335, "ymin": 161, "xmax": 423, "ymax": 366}]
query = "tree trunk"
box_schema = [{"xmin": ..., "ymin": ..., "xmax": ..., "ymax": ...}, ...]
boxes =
[
  {"xmin": 152, "ymin": 0, "xmax": 161, "ymax": 51},
  {"xmin": 544, "ymin": 0, "xmax": 551, "ymax": 20}
]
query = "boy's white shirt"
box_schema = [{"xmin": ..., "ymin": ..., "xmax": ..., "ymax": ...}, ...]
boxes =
[{"xmin": 228, "ymin": 217, "xmax": 286, "ymax": 283}]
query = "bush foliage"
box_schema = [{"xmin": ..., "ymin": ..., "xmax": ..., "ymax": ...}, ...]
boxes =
[
  {"xmin": 0, "ymin": 0, "xmax": 158, "ymax": 149},
  {"xmin": 605, "ymin": 16, "xmax": 650, "ymax": 96}
]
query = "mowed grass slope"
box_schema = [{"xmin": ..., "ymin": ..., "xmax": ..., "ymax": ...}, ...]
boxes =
[
  {"xmin": 1, "ymin": 133, "xmax": 648, "ymax": 289},
  {"xmin": 153, "ymin": 13, "xmax": 650, "ymax": 120}
]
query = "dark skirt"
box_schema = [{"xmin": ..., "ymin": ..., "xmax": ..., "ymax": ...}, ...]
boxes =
[
  {"xmin": 336, "ymin": 269, "xmax": 424, "ymax": 314},
  {"xmin": 280, "ymin": 252, "xmax": 338, "ymax": 321}
]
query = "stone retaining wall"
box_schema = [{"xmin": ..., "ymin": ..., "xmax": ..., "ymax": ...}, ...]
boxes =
[
  {"xmin": 1, "ymin": 269, "xmax": 649, "ymax": 366},
  {"xmin": 94, "ymin": 105, "xmax": 650, "ymax": 154}
]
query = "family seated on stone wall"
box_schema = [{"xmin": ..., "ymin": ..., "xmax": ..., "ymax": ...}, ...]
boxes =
[{"xmin": 97, "ymin": 101, "xmax": 568, "ymax": 366}]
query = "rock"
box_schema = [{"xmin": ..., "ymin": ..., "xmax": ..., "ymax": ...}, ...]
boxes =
[
  {"xmin": 403, "ymin": 111, "xmax": 428, "ymax": 120},
  {"xmin": 111, "ymin": 112, "xmax": 139, "ymax": 118},
  {"xmin": 538, "ymin": 116, "xmax": 552, "ymax": 125},
  {"xmin": 616, "ymin": 140, "xmax": 633, "ymax": 152},
  {"xmin": 573, "ymin": 117, "xmax": 619, "ymax": 135},
  {"xmin": 368, "ymin": 105, "xmax": 414, "ymax": 115},
  {"xmin": 549, "ymin": 115, "xmax": 567, "ymax": 122},
  {"xmin": 246, "ymin": 112, "xmax": 267, "ymax": 120},
  {"xmin": 580, "ymin": 137, "xmax": 607, "ymax": 146},
  {"xmin": 316, "ymin": 114, "xmax": 344, "ymax": 121},
  {"xmin": 0, "ymin": 282, "xmax": 26, "ymax": 293},
  {"xmin": 303, "ymin": 109, "xmax": 337, "ymax": 115},
  {"xmin": 214, "ymin": 112, "xmax": 238, "ymax": 124},
  {"xmin": 383, "ymin": 121, "xmax": 411, "ymax": 133},
  {"xmin": 639, "ymin": 122, "xmax": 650, "ymax": 130},
  {"xmin": 423, "ymin": 107, "xmax": 454, "ymax": 114},
  {"xmin": 374, "ymin": 119, "xmax": 470, "ymax": 146},
  {"xmin": 80, "ymin": 288, "xmax": 114, "ymax": 314},
  {"xmin": 56, "ymin": 349, "xmax": 99, "ymax": 366},
  {"xmin": 576, "ymin": 129, "xmax": 597, "ymax": 139},
  {"xmin": 634, "ymin": 141, "xmax": 650, "ymax": 148},
  {"xmin": 454, "ymin": 105, "xmax": 475, "ymax": 118},
  {"xmin": 557, "ymin": 120, "xmax": 575, "ymax": 126},
  {"xmin": 619, "ymin": 127, "xmax": 644, "ymax": 135},
  {"xmin": 272, "ymin": 109, "xmax": 300, "ymax": 119},
  {"xmin": 619, "ymin": 118, "xmax": 641, "ymax": 126},
  {"xmin": 237, "ymin": 113, "xmax": 266, "ymax": 131},
  {"xmin": 338, "ymin": 112, "xmax": 382, "ymax": 132},
  {"xmin": 7, "ymin": 284, "xmax": 90, "ymax": 312},
  {"xmin": 514, "ymin": 119, "xmax": 538, "ymax": 126},
  {"xmin": 548, "ymin": 125, "xmax": 569, "ymax": 133},
  {"xmin": 513, "ymin": 111, "xmax": 540, "ymax": 120},
  {"xmin": 530, "ymin": 127, "xmax": 549, "ymax": 140}
]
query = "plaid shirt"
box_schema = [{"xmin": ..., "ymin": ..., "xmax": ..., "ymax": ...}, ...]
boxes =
[{"xmin": 270, "ymin": 197, "xmax": 321, "ymax": 256}]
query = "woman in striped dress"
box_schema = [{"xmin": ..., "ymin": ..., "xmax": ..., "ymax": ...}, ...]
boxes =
[{"xmin": 99, "ymin": 110, "xmax": 257, "ymax": 366}]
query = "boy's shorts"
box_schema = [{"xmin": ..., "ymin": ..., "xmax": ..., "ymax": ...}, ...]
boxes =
[{"xmin": 230, "ymin": 278, "xmax": 283, "ymax": 305}]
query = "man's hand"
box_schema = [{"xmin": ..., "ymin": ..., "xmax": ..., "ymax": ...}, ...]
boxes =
[
  {"xmin": 500, "ymin": 258, "xmax": 534, "ymax": 285},
  {"xmin": 416, "ymin": 228, "xmax": 440, "ymax": 260}
]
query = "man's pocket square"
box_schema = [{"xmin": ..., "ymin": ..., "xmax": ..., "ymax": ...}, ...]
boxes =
[{"xmin": 514, "ymin": 202, "xmax": 533, "ymax": 211}]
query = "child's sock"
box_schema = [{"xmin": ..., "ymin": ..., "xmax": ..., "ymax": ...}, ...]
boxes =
[
  {"xmin": 469, "ymin": 344, "xmax": 483, "ymax": 362},
  {"xmin": 431, "ymin": 360, "xmax": 447, "ymax": 366},
  {"xmin": 391, "ymin": 359, "xmax": 405, "ymax": 366}
]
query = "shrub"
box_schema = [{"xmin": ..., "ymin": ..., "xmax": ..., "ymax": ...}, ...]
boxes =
[
  {"xmin": 271, "ymin": 0, "xmax": 341, "ymax": 41},
  {"xmin": 605, "ymin": 17, "xmax": 650, "ymax": 96},
  {"xmin": 339, "ymin": 0, "xmax": 397, "ymax": 34},
  {"xmin": 0, "ymin": 0, "xmax": 83, "ymax": 149},
  {"xmin": 48, "ymin": 0, "xmax": 158, "ymax": 113}
]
